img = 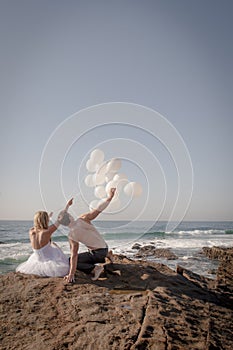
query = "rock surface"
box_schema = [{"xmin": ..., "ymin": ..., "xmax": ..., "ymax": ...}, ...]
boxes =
[
  {"xmin": 131, "ymin": 243, "xmax": 141, "ymax": 250},
  {"xmin": 203, "ymin": 246, "xmax": 233, "ymax": 261},
  {"xmin": 0, "ymin": 250, "xmax": 233, "ymax": 350},
  {"xmin": 203, "ymin": 246, "xmax": 233, "ymax": 294},
  {"xmin": 135, "ymin": 246, "xmax": 178, "ymax": 260}
]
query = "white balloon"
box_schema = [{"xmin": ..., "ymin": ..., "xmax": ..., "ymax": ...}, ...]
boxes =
[
  {"xmin": 96, "ymin": 162, "xmax": 108, "ymax": 178},
  {"xmin": 124, "ymin": 182, "xmax": 143, "ymax": 198},
  {"xmin": 84, "ymin": 174, "xmax": 95, "ymax": 187},
  {"xmin": 94, "ymin": 186, "xmax": 106, "ymax": 199},
  {"xmin": 113, "ymin": 173, "xmax": 127, "ymax": 182},
  {"xmin": 133, "ymin": 182, "xmax": 143, "ymax": 197},
  {"xmin": 93, "ymin": 173, "xmax": 106, "ymax": 186},
  {"xmin": 89, "ymin": 199, "xmax": 100, "ymax": 211},
  {"xmin": 106, "ymin": 158, "xmax": 122, "ymax": 172},
  {"xmin": 113, "ymin": 174, "xmax": 128, "ymax": 192},
  {"xmin": 90, "ymin": 149, "xmax": 105, "ymax": 164},
  {"xmin": 105, "ymin": 171, "xmax": 116, "ymax": 182},
  {"xmin": 86, "ymin": 159, "xmax": 98, "ymax": 172},
  {"xmin": 116, "ymin": 178, "xmax": 129, "ymax": 192},
  {"xmin": 105, "ymin": 180, "xmax": 117, "ymax": 196},
  {"xmin": 123, "ymin": 182, "xmax": 132, "ymax": 197}
]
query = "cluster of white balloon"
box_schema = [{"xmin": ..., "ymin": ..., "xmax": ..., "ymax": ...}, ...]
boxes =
[{"xmin": 84, "ymin": 149, "xmax": 143, "ymax": 212}]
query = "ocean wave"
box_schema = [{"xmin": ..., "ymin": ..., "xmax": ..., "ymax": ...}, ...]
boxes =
[
  {"xmin": 168, "ymin": 229, "xmax": 226, "ymax": 235},
  {"xmin": 102, "ymin": 229, "xmax": 228, "ymax": 238},
  {"xmin": 0, "ymin": 229, "xmax": 230, "ymax": 247},
  {"xmin": 51, "ymin": 235, "xmax": 69, "ymax": 242},
  {"xmin": 0, "ymin": 257, "xmax": 27, "ymax": 265},
  {"xmin": 0, "ymin": 238, "xmax": 31, "ymax": 244},
  {"xmin": 0, "ymin": 235, "xmax": 69, "ymax": 244},
  {"xmin": 139, "ymin": 231, "xmax": 165, "ymax": 240},
  {"xmin": 225, "ymin": 230, "xmax": 233, "ymax": 234}
]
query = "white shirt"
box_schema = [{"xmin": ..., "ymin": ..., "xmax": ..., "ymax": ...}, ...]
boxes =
[{"xmin": 68, "ymin": 218, "xmax": 107, "ymax": 250}]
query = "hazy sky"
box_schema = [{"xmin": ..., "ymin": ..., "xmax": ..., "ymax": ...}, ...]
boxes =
[{"xmin": 0, "ymin": 0, "xmax": 233, "ymax": 221}]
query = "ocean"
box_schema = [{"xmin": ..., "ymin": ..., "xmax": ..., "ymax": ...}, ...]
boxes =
[{"xmin": 0, "ymin": 220, "xmax": 232, "ymax": 278}]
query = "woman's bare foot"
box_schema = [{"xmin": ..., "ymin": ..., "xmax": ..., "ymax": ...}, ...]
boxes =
[
  {"xmin": 92, "ymin": 265, "xmax": 104, "ymax": 281},
  {"xmin": 106, "ymin": 250, "xmax": 114, "ymax": 263}
]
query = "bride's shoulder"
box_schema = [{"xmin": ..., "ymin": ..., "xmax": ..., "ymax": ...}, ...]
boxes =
[{"xmin": 29, "ymin": 227, "xmax": 36, "ymax": 235}]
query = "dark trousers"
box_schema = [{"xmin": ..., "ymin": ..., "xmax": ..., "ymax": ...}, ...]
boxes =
[{"xmin": 77, "ymin": 248, "xmax": 108, "ymax": 274}]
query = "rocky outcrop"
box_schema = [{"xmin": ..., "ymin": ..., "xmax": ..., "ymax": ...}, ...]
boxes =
[
  {"xmin": 134, "ymin": 245, "xmax": 178, "ymax": 260},
  {"xmin": 131, "ymin": 243, "xmax": 141, "ymax": 250},
  {"xmin": 0, "ymin": 252, "xmax": 233, "ymax": 350},
  {"xmin": 202, "ymin": 246, "xmax": 233, "ymax": 261},
  {"xmin": 203, "ymin": 246, "xmax": 233, "ymax": 293}
]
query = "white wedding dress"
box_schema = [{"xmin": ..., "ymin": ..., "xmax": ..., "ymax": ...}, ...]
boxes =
[{"xmin": 16, "ymin": 242, "xmax": 69, "ymax": 277}]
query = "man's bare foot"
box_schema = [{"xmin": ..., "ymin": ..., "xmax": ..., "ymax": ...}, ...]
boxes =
[
  {"xmin": 92, "ymin": 265, "xmax": 104, "ymax": 281},
  {"xmin": 112, "ymin": 270, "xmax": 121, "ymax": 276},
  {"xmin": 106, "ymin": 250, "xmax": 114, "ymax": 263}
]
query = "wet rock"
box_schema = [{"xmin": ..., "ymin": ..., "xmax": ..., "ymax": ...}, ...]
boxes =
[
  {"xmin": 203, "ymin": 246, "xmax": 233, "ymax": 295},
  {"xmin": 131, "ymin": 243, "xmax": 141, "ymax": 250},
  {"xmin": 135, "ymin": 246, "xmax": 178, "ymax": 260},
  {"xmin": 203, "ymin": 246, "xmax": 233, "ymax": 261}
]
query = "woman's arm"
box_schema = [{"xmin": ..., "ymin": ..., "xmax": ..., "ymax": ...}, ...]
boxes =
[
  {"xmin": 39, "ymin": 220, "xmax": 61, "ymax": 244},
  {"xmin": 64, "ymin": 239, "xmax": 79, "ymax": 283},
  {"xmin": 65, "ymin": 198, "xmax": 73, "ymax": 211},
  {"xmin": 80, "ymin": 188, "xmax": 116, "ymax": 222},
  {"xmin": 46, "ymin": 220, "xmax": 61, "ymax": 235}
]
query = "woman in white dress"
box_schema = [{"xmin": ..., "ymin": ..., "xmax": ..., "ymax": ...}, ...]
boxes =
[{"xmin": 16, "ymin": 207, "xmax": 70, "ymax": 277}]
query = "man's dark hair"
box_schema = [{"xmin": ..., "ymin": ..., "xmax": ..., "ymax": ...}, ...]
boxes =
[{"xmin": 59, "ymin": 211, "xmax": 71, "ymax": 226}]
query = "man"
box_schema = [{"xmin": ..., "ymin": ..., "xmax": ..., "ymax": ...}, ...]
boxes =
[{"xmin": 58, "ymin": 188, "xmax": 116, "ymax": 282}]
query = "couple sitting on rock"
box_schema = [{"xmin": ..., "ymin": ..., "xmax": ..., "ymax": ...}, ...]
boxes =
[{"xmin": 16, "ymin": 188, "xmax": 116, "ymax": 282}]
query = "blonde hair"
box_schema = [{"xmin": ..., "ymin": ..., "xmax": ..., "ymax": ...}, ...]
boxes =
[{"xmin": 34, "ymin": 211, "xmax": 49, "ymax": 230}]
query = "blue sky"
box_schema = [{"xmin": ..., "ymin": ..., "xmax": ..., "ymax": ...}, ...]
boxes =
[{"xmin": 0, "ymin": 0, "xmax": 233, "ymax": 221}]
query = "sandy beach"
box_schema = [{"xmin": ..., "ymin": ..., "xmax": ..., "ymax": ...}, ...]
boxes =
[{"xmin": 1, "ymin": 247, "xmax": 233, "ymax": 350}]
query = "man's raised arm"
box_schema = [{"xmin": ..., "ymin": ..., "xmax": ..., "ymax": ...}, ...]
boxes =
[{"xmin": 80, "ymin": 188, "xmax": 116, "ymax": 222}]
